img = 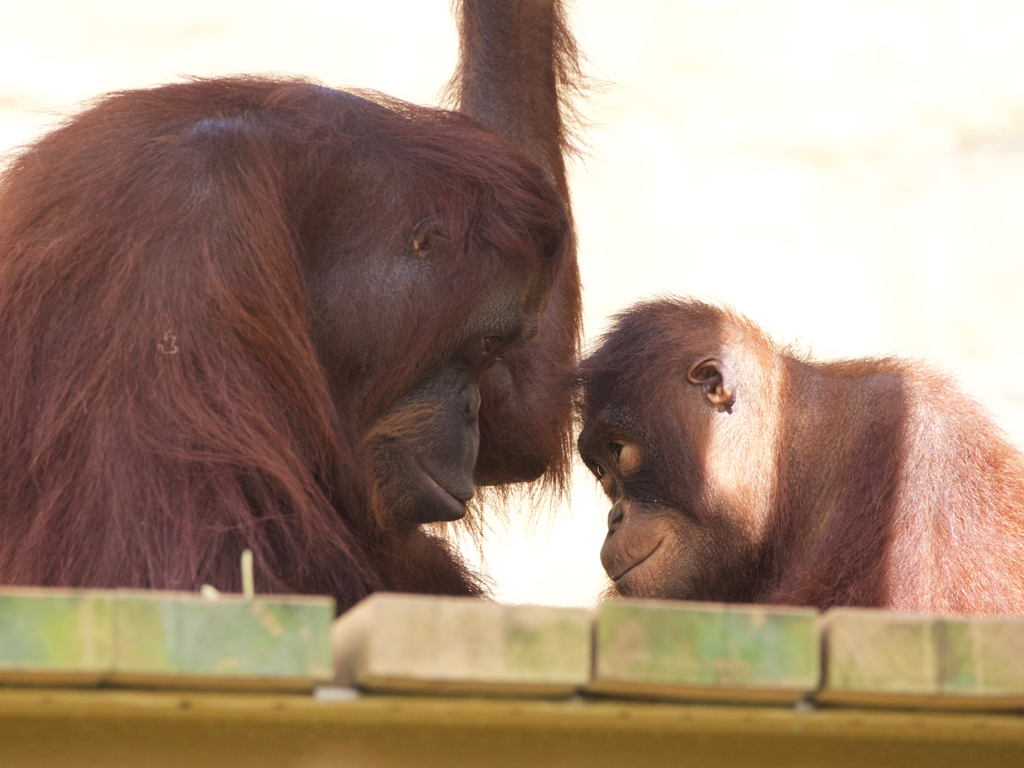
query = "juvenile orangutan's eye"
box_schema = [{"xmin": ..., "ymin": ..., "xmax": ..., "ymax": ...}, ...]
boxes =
[
  {"xmin": 610, "ymin": 439, "xmax": 641, "ymax": 475},
  {"xmin": 594, "ymin": 463, "xmax": 606, "ymax": 479},
  {"xmin": 411, "ymin": 230, "xmax": 432, "ymax": 254},
  {"xmin": 410, "ymin": 218, "xmax": 438, "ymax": 256}
]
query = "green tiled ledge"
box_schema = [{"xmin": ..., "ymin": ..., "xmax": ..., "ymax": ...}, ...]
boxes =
[
  {"xmin": 4, "ymin": 588, "xmax": 1024, "ymax": 710},
  {"xmin": 330, "ymin": 594, "xmax": 591, "ymax": 696},
  {"xmin": 0, "ymin": 588, "xmax": 334, "ymax": 691},
  {"xmin": 0, "ymin": 590, "xmax": 114, "ymax": 685},
  {"xmin": 589, "ymin": 600, "xmax": 820, "ymax": 704},
  {"xmin": 818, "ymin": 608, "xmax": 1024, "ymax": 709}
]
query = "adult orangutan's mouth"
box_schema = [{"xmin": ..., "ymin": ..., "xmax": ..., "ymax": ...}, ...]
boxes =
[
  {"xmin": 413, "ymin": 458, "xmax": 472, "ymax": 523},
  {"xmin": 609, "ymin": 539, "xmax": 665, "ymax": 582}
]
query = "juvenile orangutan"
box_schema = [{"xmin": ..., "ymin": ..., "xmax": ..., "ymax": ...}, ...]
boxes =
[{"xmin": 578, "ymin": 298, "xmax": 1024, "ymax": 615}]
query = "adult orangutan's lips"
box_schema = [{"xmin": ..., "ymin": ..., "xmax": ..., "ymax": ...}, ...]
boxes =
[
  {"xmin": 412, "ymin": 458, "xmax": 472, "ymax": 523},
  {"xmin": 609, "ymin": 539, "xmax": 665, "ymax": 582}
]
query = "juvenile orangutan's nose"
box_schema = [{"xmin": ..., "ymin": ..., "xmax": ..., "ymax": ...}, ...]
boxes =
[{"xmin": 607, "ymin": 499, "xmax": 629, "ymax": 534}]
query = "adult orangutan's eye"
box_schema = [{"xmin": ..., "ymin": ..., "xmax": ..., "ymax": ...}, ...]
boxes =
[
  {"xmin": 610, "ymin": 442, "xmax": 623, "ymax": 461},
  {"xmin": 481, "ymin": 335, "xmax": 505, "ymax": 359}
]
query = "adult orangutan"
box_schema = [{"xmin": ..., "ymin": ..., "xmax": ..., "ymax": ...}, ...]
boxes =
[
  {"xmin": 578, "ymin": 298, "xmax": 1024, "ymax": 616},
  {"xmin": 0, "ymin": 0, "xmax": 583, "ymax": 610}
]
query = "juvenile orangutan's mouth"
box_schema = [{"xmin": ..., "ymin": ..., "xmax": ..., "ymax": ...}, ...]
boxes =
[{"xmin": 609, "ymin": 539, "xmax": 664, "ymax": 582}]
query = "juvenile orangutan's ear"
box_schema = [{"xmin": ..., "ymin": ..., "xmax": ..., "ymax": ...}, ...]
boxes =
[{"xmin": 686, "ymin": 356, "xmax": 736, "ymax": 412}]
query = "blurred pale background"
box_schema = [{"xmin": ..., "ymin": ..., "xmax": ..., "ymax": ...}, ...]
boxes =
[{"xmin": 3, "ymin": 0, "xmax": 1023, "ymax": 608}]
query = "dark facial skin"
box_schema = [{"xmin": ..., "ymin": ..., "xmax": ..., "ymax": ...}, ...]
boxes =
[
  {"xmin": 578, "ymin": 419, "xmax": 712, "ymax": 600},
  {"xmin": 364, "ymin": 266, "xmax": 541, "ymax": 526},
  {"xmin": 578, "ymin": 357, "xmax": 765, "ymax": 603},
  {"xmin": 308, "ymin": 203, "xmax": 548, "ymax": 528}
]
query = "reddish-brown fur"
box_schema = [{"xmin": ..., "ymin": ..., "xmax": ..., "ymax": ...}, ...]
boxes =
[
  {"xmin": 0, "ymin": 72, "xmax": 571, "ymax": 609},
  {"xmin": 578, "ymin": 298, "xmax": 1024, "ymax": 616}
]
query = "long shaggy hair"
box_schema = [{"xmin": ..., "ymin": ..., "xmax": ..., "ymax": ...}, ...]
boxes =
[{"xmin": 0, "ymin": 76, "xmax": 569, "ymax": 609}]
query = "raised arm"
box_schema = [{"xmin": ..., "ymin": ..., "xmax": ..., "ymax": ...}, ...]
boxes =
[{"xmin": 446, "ymin": 0, "xmax": 585, "ymax": 490}]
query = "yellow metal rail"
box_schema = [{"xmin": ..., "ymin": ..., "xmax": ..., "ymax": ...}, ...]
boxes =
[{"xmin": 0, "ymin": 687, "xmax": 1021, "ymax": 767}]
